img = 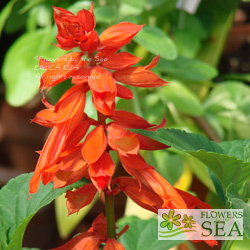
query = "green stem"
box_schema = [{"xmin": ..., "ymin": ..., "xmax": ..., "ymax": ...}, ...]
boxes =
[
  {"xmin": 105, "ymin": 192, "xmax": 116, "ymax": 239},
  {"xmin": 221, "ymin": 240, "xmax": 234, "ymax": 250}
]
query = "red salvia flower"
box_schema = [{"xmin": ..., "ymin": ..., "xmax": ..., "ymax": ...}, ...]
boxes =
[
  {"xmin": 53, "ymin": 3, "xmax": 99, "ymax": 52},
  {"xmin": 29, "ymin": 3, "xmax": 217, "ymax": 248}
]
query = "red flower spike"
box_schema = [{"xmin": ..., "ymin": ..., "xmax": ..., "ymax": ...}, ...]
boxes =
[
  {"xmin": 107, "ymin": 123, "xmax": 140, "ymax": 156},
  {"xmin": 82, "ymin": 125, "xmax": 107, "ymax": 164},
  {"xmin": 89, "ymin": 66, "xmax": 117, "ymax": 115},
  {"xmin": 99, "ymin": 22, "xmax": 144, "ymax": 47},
  {"xmin": 88, "ymin": 152, "xmax": 115, "ymax": 191},
  {"xmin": 40, "ymin": 52, "xmax": 84, "ymax": 90},
  {"xmin": 113, "ymin": 66, "xmax": 168, "ymax": 88},
  {"xmin": 104, "ymin": 239, "xmax": 125, "ymax": 250},
  {"xmin": 100, "ymin": 52, "xmax": 142, "ymax": 70},
  {"xmin": 66, "ymin": 183, "xmax": 97, "ymax": 215},
  {"xmin": 53, "ymin": 4, "xmax": 99, "ymax": 52}
]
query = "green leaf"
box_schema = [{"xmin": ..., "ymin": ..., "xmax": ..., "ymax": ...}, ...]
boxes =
[
  {"xmin": 226, "ymin": 184, "xmax": 250, "ymax": 238},
  {"xmin": 219, "ymin": 139, "xmax": 250, "ymax": 163},
  {"xmin": 204, "ymin": 81, "xmax": 250, "ymax": 140},
  {"xmin": 153, "ymin": 151, "xmax": 183, "ymax": 185},
  {"xmin": 2, "ymin": 28, "xmax": 65, "ymax": 107},
  {"xmin": 154, "ymin": 56, "xmax": 218, "ymax": 81},
  {"xmin": 159, "ymin": 80, "xmax": 204, "ymax": 116},
  {"xmin": 132, "ymin": 128, "xmax": 250, "ymax": 191},
  {"xmin": 134, "ymin": 26, "xmax": 177, "ymax": 60},
  {"xmin": 0, "ymin": 0, "xmax": 18, "ymax": 37},
  {"xmin": 222, "ymin": 73, "xmax": 250, "ymax": 83},
  {"xmin": 174, "ymin": 29, "xmax": 201, "ymax": 58},
  {"xmin": 0, "ymin": 173, "xmax": 88, "ymax": 250},
  {"xmin": 94, "ymin": 6, "xmax": 116, "ymax": 24},
  {"xmin": 117, "ymin": 217, "xmax": 183, "ymax": 250}
]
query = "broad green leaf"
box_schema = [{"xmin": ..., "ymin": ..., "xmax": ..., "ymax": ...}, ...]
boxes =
[
  {"xmin": 133, "ymin": 128, "xmax": 250, "ymax": 191},
  {"xmin": 0, "ymin": 173, "xmax": 88, "ymax": 250},
  {"xmin": 0, "ymin": 0, "xmax": 18, "ymax": 37},
  {"xmin": 94, "ymin": 6, "xmax": 116, "ymax": 24},
  {"xmin": 154, "ymin": 57, "xmax": 218, "ymax": 81},
  {"xmin": 219, "ymin": 139, "xmax": 250, "ymax": 163},
  {"xmin": 117, "ymin": 216, "xmax": 183, "ymax": 250},
  {"xmin": 159, "ymin": 80, "xmax": 204, "ymax": 116},
  {"xmin": 174, "ymin": 29, "xmax": 201, "ymax": 58},
  {"xmin": 153, "ymin": 151, "xmax": 183, "ymax": 185},
  {"xmin": 204, "ymin": 81, "xmax": 250, "ymax": 140},
  {"xmin": 226, "ymin": 184, "xmax": 250, "ymax": 238},
  {"xmin": 2, "ymin": 28, "xmax": 65, "ymax": 107},
  {"xmin": 134, "ymin": 26, "xmax": 177, "ymax": 60}
]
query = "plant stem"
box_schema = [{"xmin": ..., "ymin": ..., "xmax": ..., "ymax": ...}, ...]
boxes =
[
  {"xmin": 105, "ymin": 191, "xmax": 116, "ymax": 239},
  {"xmin": 221, "ymin": 240, "xmax": 234, "ymax": 250}
]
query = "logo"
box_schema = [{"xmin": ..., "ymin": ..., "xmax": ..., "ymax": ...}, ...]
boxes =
[{"xmin": 158, "ymin": 209, "xmax": 243, "ymax": 241}]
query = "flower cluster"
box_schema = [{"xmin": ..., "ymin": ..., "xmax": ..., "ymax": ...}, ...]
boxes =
[{"xmin": 30, "ymin": 3, "xmax": 217, "ymax": 249}]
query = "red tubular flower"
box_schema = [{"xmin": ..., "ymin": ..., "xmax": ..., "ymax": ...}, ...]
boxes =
[
  {"xmin": 66, "ymin": 183, "xmax": 97, "ymax": 215},
  {"xmin": 53, "ymin": 3, "xmax": 99, "ymax": 52},
  {"xmin": 88, "ymin": 152, "xmax": 115, "ymax": 191}
]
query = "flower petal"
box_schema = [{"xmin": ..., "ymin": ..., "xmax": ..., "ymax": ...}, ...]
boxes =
[
  {"xmin": 113, "ymin": 67, "xmax": 168, "ymax": 88},
  {"xmin": 107, "ymin": 123, "xmax": 140, "ymax": 156},
  {"xmin": 40, "ymin": 52, "xmax": 84, "ymax": 90},
  {"xmin": 104, "ymin": 239, "xmax": 125, "ymax": 250},
  {"xmin": 89, "ymin": 152, "xmax": 115, "ymax": 191},
  {"xmin": 99, "ymin": 22, "xmax": 144, "ymax": 47},
  {"xmin": 116, "ymin": 84, "xmax": 134, "ymax": 100},
  {"xmin": 66, "ymin": 183, "xmax": 97, "ymax": 215},
  {"xmin": 81, "ymin": 125, "xmax": 107, "ymax": 164},
  {"xmin": 100, "ymin": 52, "xmax": 141, "ymax": 70}
]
